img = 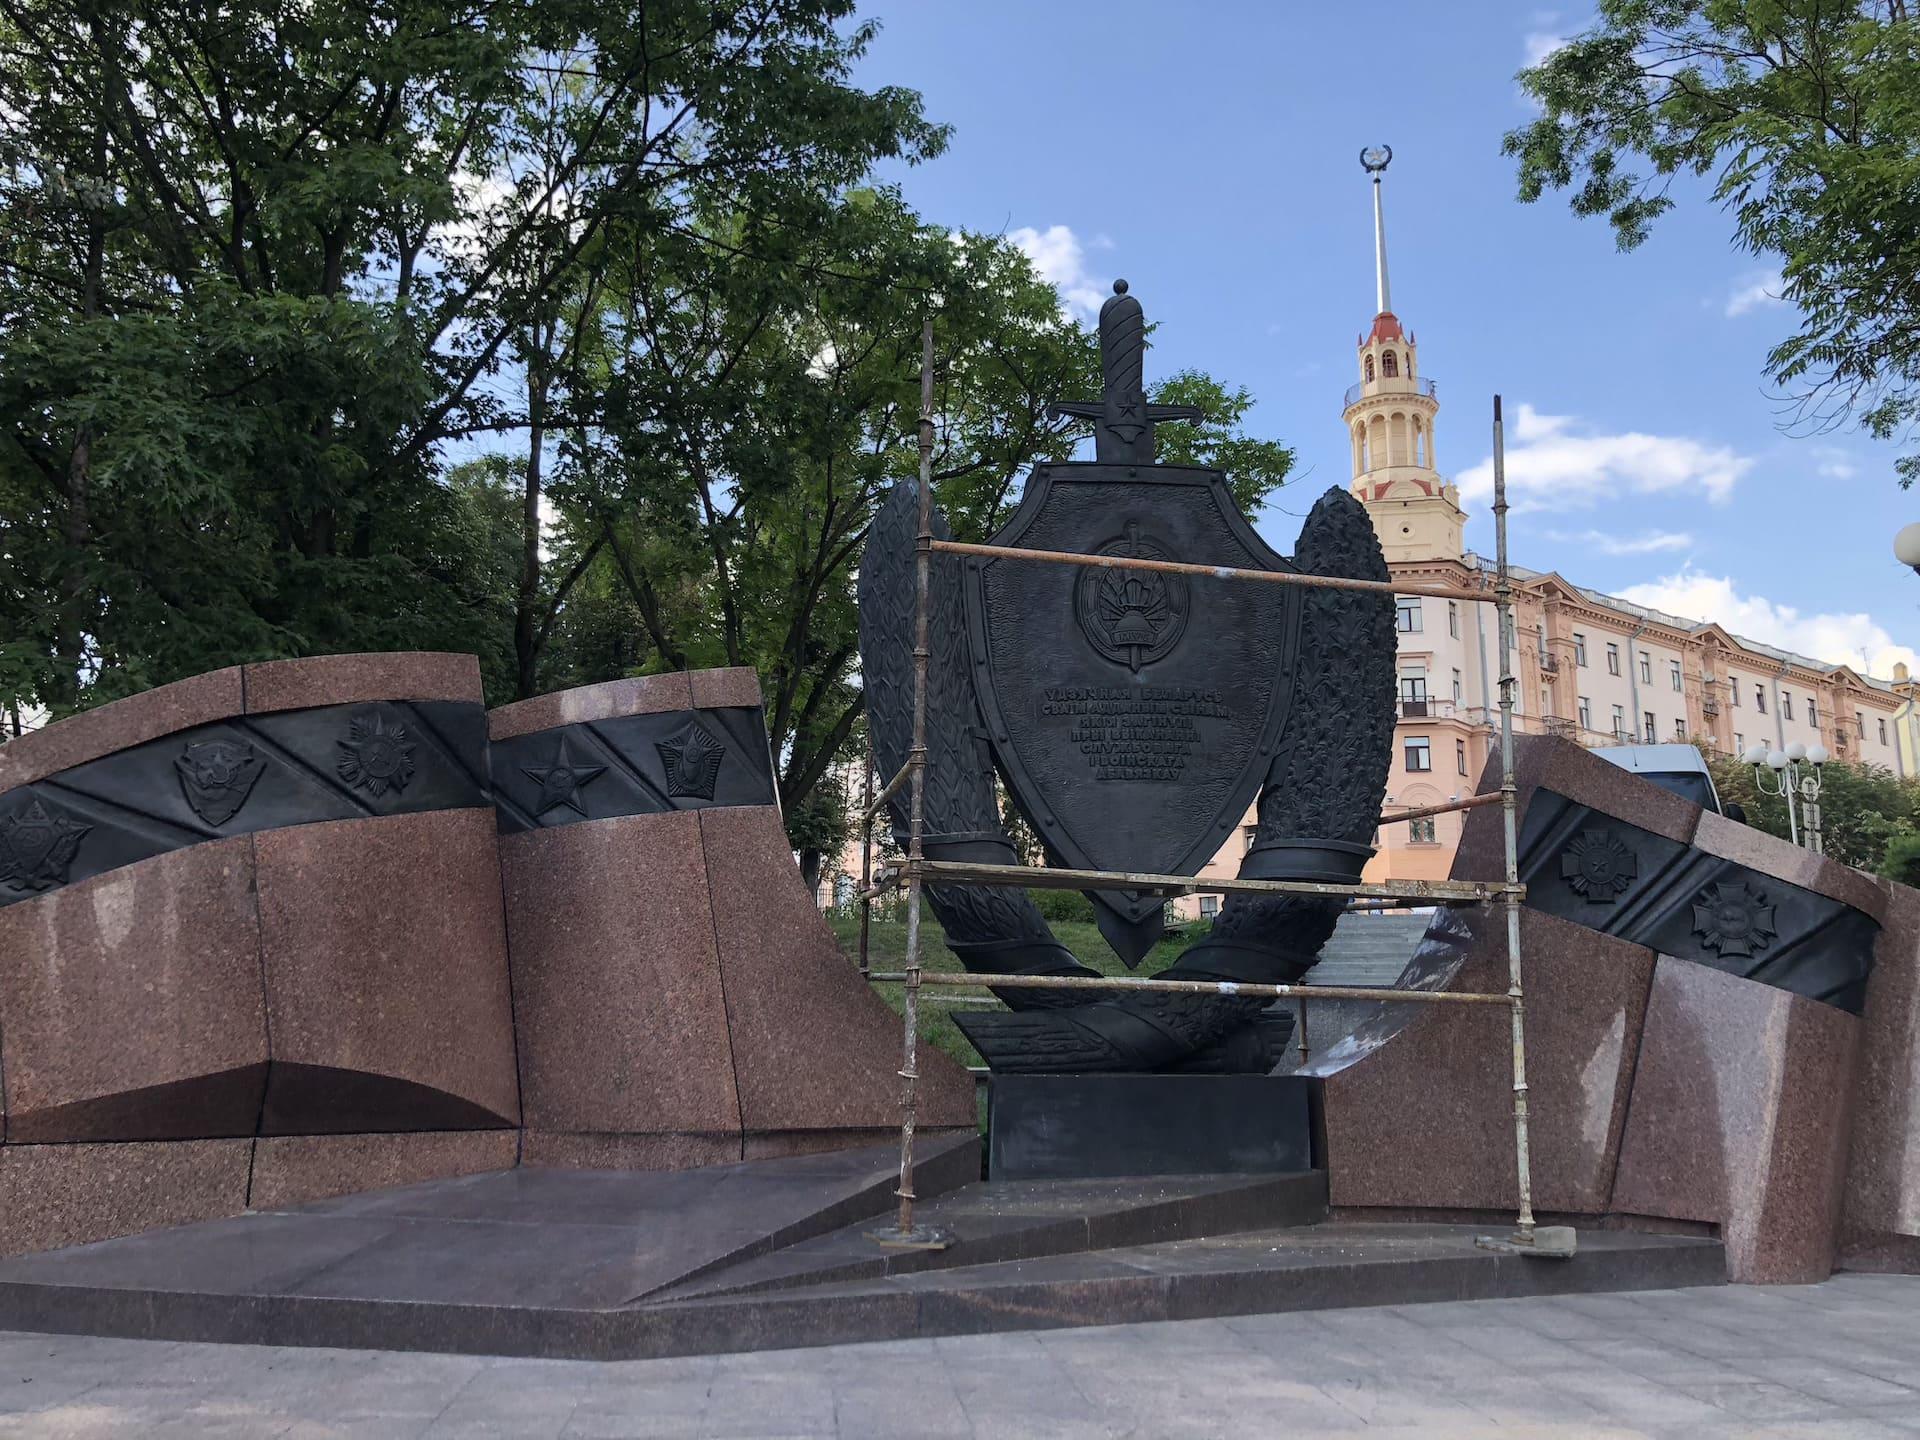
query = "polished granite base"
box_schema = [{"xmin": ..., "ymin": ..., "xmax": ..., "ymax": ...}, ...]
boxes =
[{"xmin": 0, "ymin": 1140, "xmax": 1726, "ymax": 1360}]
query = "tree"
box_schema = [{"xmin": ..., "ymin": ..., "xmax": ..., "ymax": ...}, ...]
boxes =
[
  {"xmin": 0, "ymin": 0, "xmax": 945, "ymax": 718},
  {"xmin": 1707, "ymin": 748, "xmax": 1920, "ymax": 869},
  {"xmin": 1505, "ymin": 2, "xmax": 1920, "ymax": 483},
  {"xmin": 547, "ymin": 188, "xmax": 1299, "ymax": 872}
]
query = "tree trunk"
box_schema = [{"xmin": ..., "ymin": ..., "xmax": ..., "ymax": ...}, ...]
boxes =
[{"xmin": 514, "ymin": 326, "xmax": 551, "ymax": 699}]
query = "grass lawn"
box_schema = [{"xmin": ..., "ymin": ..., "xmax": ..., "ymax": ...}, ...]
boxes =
[{"xmin": 827, "ymin": 906, "xmax": 1206, "ymax": 1069}]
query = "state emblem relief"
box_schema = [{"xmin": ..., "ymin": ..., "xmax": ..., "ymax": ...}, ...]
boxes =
[{"xmin": 1074, "ymin": 520, "xmax": 1189, "ymax": 673}]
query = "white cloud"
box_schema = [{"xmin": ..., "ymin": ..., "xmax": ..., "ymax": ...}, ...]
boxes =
[
  {"xmin": 1812, "ymin": 446, "xmax": 1858, "ymax": 479},
  {"xmin": 1522, "ymin": 29, "xmax": 1567, "ymax": 65},
  {"xmin": 1458, "ymin": 403, "xmax": 1753, "ymax": 511},
  {"xmin": 1546, "ymin": 528, "xmax": 1695, "ymax": 556},
  {"xmin": 1009, "ymin": 224, "xmax": 1108, "ymax": 324},
  {"xmin": 1724, "ymin": 267, "xmax": 1786, "ymax": 318},
  {"xmin": 1617, "ymin": 569, "xmax": 1918, "ymax": 678}
]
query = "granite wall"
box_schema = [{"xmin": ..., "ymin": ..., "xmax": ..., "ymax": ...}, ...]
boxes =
[
  {"xmin": 0, "ymin": 654, "xmax": 519, "ymax": 1254},
  {"xmin": 1306, "ymin": 734, "xmax": 1920, "ymax": 1284},
  {"xmin": 0, "ymin": 658, "xmax": 972, "ymax": 1256},
  {"xmin": 490, "ymin": 670, "xmax": 976, "ymax": 1170}
]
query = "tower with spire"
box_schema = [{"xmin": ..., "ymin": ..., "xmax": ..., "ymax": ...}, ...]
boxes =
[{"xmin": 1343, "ymin": 147, "xmax": 1464, "ymax": 564}]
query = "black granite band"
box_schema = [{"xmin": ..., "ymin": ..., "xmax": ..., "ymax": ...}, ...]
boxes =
[
  {"xmin": 1518, "ymin": 788, "xmax": 1878, "ymax": 1013},
  {"xmin": 490, "ymin": 706, "xmax": 777, "ymax": 834},
  {"xmin": 0, "ymin": 700, "xmax": 491, "ymax": 908}
]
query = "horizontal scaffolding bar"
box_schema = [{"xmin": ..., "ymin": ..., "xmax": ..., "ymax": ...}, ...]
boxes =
[
  {"xmin": 1383, "ymin": 792, "xmax": 1503, "ymax": 826},
  {"xmin": 931, "ymin": 538, "xmax": 1494, "ymax": 603},
  {"xmin": 903, "ymin": 857, "xmax": 1519, "ymax": 905},
  {"xmin": 864, "ymin": 969, "xmax": 1511, "ymax": 1006}
]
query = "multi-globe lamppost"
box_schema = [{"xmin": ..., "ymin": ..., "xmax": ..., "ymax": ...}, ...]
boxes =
[{"xmin": 1741, "ymin": 741, "xmax": 1828, "ymax": 853}]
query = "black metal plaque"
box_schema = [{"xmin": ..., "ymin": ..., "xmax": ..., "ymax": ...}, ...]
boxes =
[{"xmin": 965, "ymin": 465, "xmax": 1301, "ymax": 945}]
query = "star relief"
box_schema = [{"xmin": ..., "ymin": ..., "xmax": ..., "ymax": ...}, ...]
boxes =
[{"xmin": 522, "ymin": 737, "xmax": 606, "ymax": 818}]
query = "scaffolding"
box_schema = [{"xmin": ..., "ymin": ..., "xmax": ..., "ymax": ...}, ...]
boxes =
[{"xmin": 859, "ymin": 319, "xmax": 1544, "ymax": 1253}]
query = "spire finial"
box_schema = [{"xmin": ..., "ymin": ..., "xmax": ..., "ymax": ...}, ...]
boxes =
[{"xmin": 1360, "ymin": 145, "xmax": 1393, "ymax": 316}]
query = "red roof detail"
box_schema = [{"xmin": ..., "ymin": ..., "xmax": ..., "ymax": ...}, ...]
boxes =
[{"xmin": 1367, "ymin": 311, "xmax": 1404, "ymax": 344}]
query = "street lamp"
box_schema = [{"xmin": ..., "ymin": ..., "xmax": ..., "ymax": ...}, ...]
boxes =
[
  {"xmin": 1896, "ymin": 523, "xmax": 1920, "ymax": 577},
  {"xmin": 1742, "ymin": 740, "xmax": 1830, "ymax": 852}
]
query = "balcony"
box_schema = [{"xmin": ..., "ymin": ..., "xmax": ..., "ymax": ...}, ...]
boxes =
[
  {"xmin": 1539, "ymin": 655, "xmax": 1560, "ymax": 676},
  {"xmin": 1344, "ymin": 376, "xmax": 1439, "ymax": 408},
  {"xmin": 1399, "ymin": 698, "xmax": 1429, "ymax": 718}
]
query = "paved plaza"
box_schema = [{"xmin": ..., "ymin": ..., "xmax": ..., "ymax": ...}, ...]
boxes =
[{"xmin": 0, "ymin": 1275, "xmax": 1914, "ymax": 1437}]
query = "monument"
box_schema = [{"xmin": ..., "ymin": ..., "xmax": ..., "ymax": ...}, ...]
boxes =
[{"xmin": 858, "ymin": 280, "xmax": 1398, "ymax": 1078}]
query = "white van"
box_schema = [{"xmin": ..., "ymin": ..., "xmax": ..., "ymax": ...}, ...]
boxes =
[{"xmin": 1587, "ymin": 743, "xmax": 1739, "ymax": 819}]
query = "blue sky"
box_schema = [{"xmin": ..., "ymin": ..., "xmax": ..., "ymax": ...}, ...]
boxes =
[{"xmin": 851, "ymin": 2, "xmax": 1919, "ymax": 675}]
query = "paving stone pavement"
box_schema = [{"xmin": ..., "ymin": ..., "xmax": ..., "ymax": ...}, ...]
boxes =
[{"xmin": 0, "ymin": 1274, "xmax": 1915, "ymax": 1437}]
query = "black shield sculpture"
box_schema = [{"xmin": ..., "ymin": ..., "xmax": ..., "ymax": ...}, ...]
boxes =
[
  {"xmin": 858, "ymin": 280, "xmax": 1397, "ymax": 1073},
  {"xmin": 965, "ymin": 468, "xmax": 1300, "ymax": 963}
]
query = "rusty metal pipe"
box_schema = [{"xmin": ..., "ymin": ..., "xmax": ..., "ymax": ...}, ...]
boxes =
[
  {"xmin": 906, "ymin": 856, "xmax": 1519, "ymax": 906},
  {"xmin": 863, "ymin": 969, "xmax": 1513, "ymax": 1006},
  {"xmin": 931, "ymin": 538, "xmax": 1492, "ymax": 603},
  {"xmin": 1381, "ymin": 792, "xmax": 1502, "ymax": 826}
]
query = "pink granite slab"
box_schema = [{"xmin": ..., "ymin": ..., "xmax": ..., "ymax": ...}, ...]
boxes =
[
  {"xmin": 242, "ymin": 652, "xmax": 481, "ymax": 715},
  {"xmin": 520, "ymin": 1131, "xmax": 745, "ymax": 1172},
  {"xmin": 0, "ymin": 1138, "xmax": 252, "ymax": 1257},
  {"xmin": 689, "ymin": 668, "xmax": 763, "ymax": 710},
  {"xmin": 1307, "ymin": 908, "xmax": 1654, "ymax": 1215},
  {"xmin": 254, "ymin": 809, "xmax": 519, "ymax": 1133},
  {"xmin": 0, "ymin": 667, "xmax": 244, "ymax": 791},
  {"xmin": 0, "ymin": 836, "xmax": 268, "ymax": 1143},
  {"xmin": 488, "ymin": 673, "xmax": 694, "ymax": 742},
  {"xmin": 700, "ymin": 805, "xmax": 975, "ymax": 1134},
  {"xmin": 1841, "ymin": 879, "xmax": 1920, "ymax": 1270},
  {"xmin": 1613, "ymin": 957, "xmax": 1859, "ymax": 1283},
  {"xmin": 249, "ymin": 1131, "xmax": 519, "ymax": 1210},
  {"xmin": 499, "ymin": 809, "xmax": 743, "ymax": 1138}
]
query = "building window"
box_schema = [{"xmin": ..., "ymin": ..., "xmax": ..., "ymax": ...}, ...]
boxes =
[
  {"xmin": 1639, "ymin": 653, "xmax": 1652, "ymax": 684},
  {"xmin": 1643, "ymin": 711, "xmax": 1656, "ymax": 743},
  {"xmin": 1382, "ymin": 350, "xmax": 1399, "ymax": 378},
  {"xmin": 1396, "ymin": 596, "xmax": 1422, "ymax": 632},
  {"xmin": 1669, "ymin": 659, "xmax": 1682, "ymax": 692},
  {"xmin": 1881, "ymin": 716, "xmax": 1889, "ymax": 745},
  {"xmin": 1735, "ymin": 732, "xmax": 1745, "ymax": 754},
  {"xmin": 1578, "ymin": 696, "xmax": 1592, "ymax": 730},
  {"xmin": 1243, "ymin": 825, "xmax": 1257, "ymax": 855},
  {"xmin": 1364, "ymin": 354, "xmax": 1375, "ymax": 382},
  {"xmin": 1612, "ymin": 703, "xmax": 1626, "ymax": 737},
  {"xmin": 1606, "ymin": 642, "xmax": 1621, "ymax": 676},
  {"xmin": 1451, "ymin": 669, "xmax": 1463, "ymax": 704},
  {"xmin": 1409, "ymin": 817, "xmax": 1437, "ymax": 845},
  {"xmin": 1675, "ymin": 718, "xmax": 1687, "ymax": 739},
  {"xmin": 1456, "ymin": 738, "xmax": 1468, "ymax": 775},
  {"xmin": 1808, "ymin": 699, "xmax": 1819, "ymax": 728},
  {"xmin": 1756, "ymin": 685, "xmax": 1767, "ymax": 714},
  {"xmin": 1199, "ymin": 895, "xmax": 1220, "ymax": 918},
  {"xmin": 1400, "ymin": 674, "xmax": 1427, "ymax": 715},
  {"xmin": 1730, "ymin": 677, "xmax": 1741, "ymax": 707},
  {"xmin": 1858, "ymin": 710, "xmax": 1868, "ymax": 738},
  {"xmin": 1448, "ymin": 600, "xmax": 1460, "ymax": 638},
  {"xmin": 1573, "ymin": 633, "xmax": 1588, "ymax": 667},
  {"xmin": 1782, "ymin": 692, "xmax": 1794, "ymax": 721},
  {"xmin": 1405, "ymin": 736, "xmax": 1432, "ymax": 771}
]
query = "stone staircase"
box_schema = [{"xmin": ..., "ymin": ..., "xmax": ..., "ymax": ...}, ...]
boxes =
[{"xmin": 1299, "ymin": 909, "xmax": 1433, "ymax": 990}]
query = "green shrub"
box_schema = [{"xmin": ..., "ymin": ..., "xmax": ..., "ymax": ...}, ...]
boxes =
[
  {"xmin": 1033, "ymin": 888, "xmax": 1097, "ymax": 923},
  {"xmin": 1881, "ymin": 832, "xmax": 1920, "ymax": 889}
]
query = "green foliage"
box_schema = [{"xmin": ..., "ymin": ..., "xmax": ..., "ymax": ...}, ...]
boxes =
[
  {"xmin": 1506, "ymin": 2, "xmax": 1920, "ymax": 484},
  {"xmin": 1708, "ymin": 748, "xmax": 1920, "ymax": 870},
  {"xmin": 1031, "ymin": 888, "xmax": 1097, "ymax": 924},
  {"xmin": 1, "ymin": 1, "xmax": 1300, "ymax": 867},
  {"xmin": 1880, "ymin": 830, "xmax": 1920, "ymax": 887},
  {"xmin": 0, "ymin": 0, "xmax": 944, "ymax": 717}
]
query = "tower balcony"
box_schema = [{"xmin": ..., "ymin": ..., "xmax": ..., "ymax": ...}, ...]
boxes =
[{"xmin": 1345, "ymin": 375, "xmax": 1437, "ymax": 408}]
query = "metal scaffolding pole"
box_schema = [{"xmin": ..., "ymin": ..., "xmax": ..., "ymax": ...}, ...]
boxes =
[
  {"xmin": 870, "ymin": 317, "xmax": 946, "ymax": 1251},
  {"xmin": 1491, "ymin": 394, "xmax": 1539, "ymax": 1246}
]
